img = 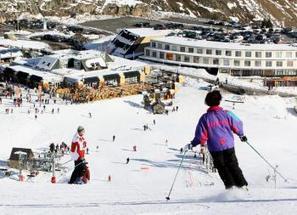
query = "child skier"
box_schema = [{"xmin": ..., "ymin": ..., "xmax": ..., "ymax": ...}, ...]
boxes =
[
  {"xmin": 184, "ymin": 90, "xmax": 248, "ymax": 190},
  {"xmin": 69, "ymin": 126, "xmax": 90, "ymax": 184}
]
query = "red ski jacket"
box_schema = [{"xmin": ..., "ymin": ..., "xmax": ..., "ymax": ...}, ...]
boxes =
[{"xmin": 71, "ymin": 133, "xmax": 87, "ymax": 161}]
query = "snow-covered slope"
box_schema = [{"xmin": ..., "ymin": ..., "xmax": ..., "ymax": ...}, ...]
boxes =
[
  {"xmin": 1, "ymin": 0, "xmax": 297, "ymax": 26},
  {"xmin": 1, "ymin": 79, "xmax": 297, "ymax": 214}
]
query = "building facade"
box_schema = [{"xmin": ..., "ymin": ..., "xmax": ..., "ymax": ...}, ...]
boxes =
[
  {"xmin": 108, "ymin": 28, "xmax": 171, "ymax": 59},
  {"xmin": 142, "ymin": 36, "xmax": 297, "ymax": 77},
  {"xmin": 0, "ymin": 47, "xmax": 23, "ymax": 63},
  {"xmin": 3, "ymin": 49, "xmax": 149, "ymax": 89}
]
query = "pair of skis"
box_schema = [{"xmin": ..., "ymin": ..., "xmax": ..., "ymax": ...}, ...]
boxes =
[{"xmin": 165, "ymin": 140, "xmax": 290, "ymax": 201}]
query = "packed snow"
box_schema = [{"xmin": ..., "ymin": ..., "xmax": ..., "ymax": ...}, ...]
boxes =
[
  {"xmin": 0, "ymin": 38, "xmax": 51, "ymax": 51},
  {"xmin": 227, "ymin": 2, "xmax": 237, "ymax": 10},
  {"xmin": 0, "ymin": 78, "xmax": 297, "ymax": 214},
  {"xmin": 103, "ymin": 0, "xmax": 143, "ymax": 7}
]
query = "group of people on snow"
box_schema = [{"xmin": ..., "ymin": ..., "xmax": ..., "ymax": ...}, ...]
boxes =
[
  {"xmin": 1, "ymin": 85, "xmax": 62, "ymax": 117},
  {"xmin": 66, "ymin": 90, "xmax": 248, "ymax": 190}
]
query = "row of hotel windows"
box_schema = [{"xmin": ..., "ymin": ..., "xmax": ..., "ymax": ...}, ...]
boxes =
[
  {"xmin": 150, "ymin": 42, "xmax": 297, "ymax": 58},
  {"xmin": 231, "ymin": 69, "xmax": 297, "ymax": 76},
  {"xmin": 145, "ymin": 50, "xmax": 295, "ymax": 67}
]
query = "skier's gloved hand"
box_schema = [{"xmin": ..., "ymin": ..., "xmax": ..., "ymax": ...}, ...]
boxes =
[
  {"xmin": 240, "ymin": 136, "xmax": 248, "ymax": 142},
  {"xmin": 183, "ymin": 143, "xmax": 192, "ymax": 152},
  {"xmin": 200, "ymin": 145, "xmax": 206, "ymax": 154},
  {"xmin": 77, "ymin": 159, "xmax": 87, "ymax": 167},
  {"xmin": 80, "ymin": 158, "xmax": 88, "ymax": 164},
  {"xmin": 70, "ymin": 152, "xmax": 79, "ymax": 161}
]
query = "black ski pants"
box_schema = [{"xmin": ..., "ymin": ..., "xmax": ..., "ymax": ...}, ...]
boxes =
[
  {"xmin": 69, "ymin": 159, "xmax": 87, "ymax": 184},
  {"xmin": 210, "ymin": 147, "xmax": 248, "ymax": 189}
]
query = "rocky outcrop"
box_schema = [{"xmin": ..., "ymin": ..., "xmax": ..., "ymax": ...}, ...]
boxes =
[
  {"xmin": 0, "ymin": 16, "xmax": 6, "ymax": 24},
  {"xmin": 1, "ymin": 0, "xmax": 297, "ymax": 27},
  {"xmin": 102, "ymin": 3, "xmax": 151, "ymax": 17},
  {"xmin": 102, "ymin": 3, "xmax": 120, "ymax": 15},
  {"xmin": 132, "ymin": 4, "xmax": 152, "ymax": 17}
]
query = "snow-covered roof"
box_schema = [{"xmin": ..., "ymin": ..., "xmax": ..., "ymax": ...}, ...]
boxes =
[
  {"xmin": 60, "ymin": 53, "xmax": 146, "ymax": 75},
  {"xmin": 51, "ymin": 49, "xmax": 103, "ymax": 60},
  {"xmin": 29, "ymin": 50, "xmax": 106, "ymax": 71},
  {"xmin": 84, "ymin": 35, "xmax": 115, "ymax": 50},
  {"xmin": 36, "ymin": 56, "xmax": 58, "ymax": 71},
  {"xmin": 65, "ymin": 70, "xmax": 120, "ymax": 81},
  {"xmin": 125, "ymin": 28, "xmax": 172, "ymax": 37},
  {"xmin": 64, "ymin": 55, "xmax": 147, "ymax": 80},
  {"xmin": 152, "ymin": 36, "xmax": 297, "ymax": 51},
  {"xmin": 6, "ymin": 49, "xmax": 147, "ymax": 84},
  {"xmin": 0, "ymin": 38, "xmax": 50, "ymax": 50},
  {"xmin": 109, "ymin": 55, "xmax": 147, "ymax": 69},
  {"xmin": 51, "ymin": 49, "xmax": 78, "ymax": 55},
  {"xmin": 50, "ymin": 68, "xmax": 83, "ymax": 76},
  {"xmin": 85, "ymin": 57, "xmax": 107, "ymax": 69},
  {"xmin": 0, "ymin": 47, "xmax": 22, "ymax": 59},
  {"xmin": 0, "ymin": 47, "xmax": 8, "ymax": 51},
  {"xmin": 14, "ymin": 151, "xmax": 28, "ymax": 155},
  {"xmin": 4, "ymin": 30, "xmax": 32, "ymax": 36},
  {"xmin": 65, "ymin": 67, "xmax": 141, "ymax": 82},
  {"xmin": 8, "ymin": 65, "xmax": 63, "ymax": 83}
]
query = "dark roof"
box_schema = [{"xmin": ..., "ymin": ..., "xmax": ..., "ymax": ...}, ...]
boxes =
[
  {"xmin": 9, "ymin": 147, "xmax": 34, "ymax": 161},
  {"xmin": 84, "ymin": 76, "xmax": 100, "ymax": 84}
]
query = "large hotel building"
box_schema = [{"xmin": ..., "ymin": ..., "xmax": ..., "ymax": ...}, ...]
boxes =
[{"xmin": 142, "ymin": 36, "xmax": 297, "ymax": 77}]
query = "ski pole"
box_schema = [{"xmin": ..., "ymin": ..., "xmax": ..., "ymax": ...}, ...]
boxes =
[
  {"xmin": 245, "ymin": 141, "xmax": 288, "ymax": 182},
  {"xmin": 61, "ymin": 158, "xmax": 88, "ymax": 168},
  {"xmin": 59, "ymin": 159, "xmax": 73, "ymax": 166},
  {"xmin": 166, "ymin": 150, "xmax": 188, "ymax": 201},
  {"xmin": 74, "ymin": 159, "xmax": 88, "ymax": 168}
]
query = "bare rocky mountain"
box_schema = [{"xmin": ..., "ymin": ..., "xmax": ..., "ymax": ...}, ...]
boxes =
[{"xmin": 1, "ymin": 0, "xmax": 297, "ymax": 27}]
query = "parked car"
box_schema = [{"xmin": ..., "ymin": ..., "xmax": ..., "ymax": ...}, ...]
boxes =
[{"xmin": 153, "ymin": 24, "xmax": 166, "ymax": 30}]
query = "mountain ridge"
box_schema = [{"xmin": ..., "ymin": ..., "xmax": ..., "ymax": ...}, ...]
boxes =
[{"xmin": 1, "ymin": 0, "xmax": 297, "ymax": 27}]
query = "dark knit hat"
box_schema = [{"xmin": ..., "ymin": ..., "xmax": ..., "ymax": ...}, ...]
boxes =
[
  {"xmin": 77, "ymin": 126, "xmax": 85, "ymax": 133},
  {"xmin": 205, "ymin": 90, "xmax": 222, "ymax": 107}
]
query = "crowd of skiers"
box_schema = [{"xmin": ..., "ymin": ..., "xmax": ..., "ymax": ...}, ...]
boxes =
[
  {"xmin": 66, "ymin": 90, "xmax": 249, "ymax": 188},
  {"xmin": 0, "ymin": 83, "xmax": 64, "ymax": 117},
  {"xmin": 74, "ymin": 90, "xmax": 247, "ymax": 190},
  {"xmin": 1, "ymin": 81, "xmax": 250, "ymax": 190},
  {"xmin": 49, "ymin": 142, "xmax": 69, "ymax": 155}
]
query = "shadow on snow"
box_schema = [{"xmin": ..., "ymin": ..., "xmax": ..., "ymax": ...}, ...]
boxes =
[{"xmin": 1, "ymin": 197, "xmax": 297, "ymax": 208}]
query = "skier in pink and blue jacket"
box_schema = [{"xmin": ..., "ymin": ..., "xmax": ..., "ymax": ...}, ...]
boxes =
[{"xmin": 185, "ymin": 90, "xmax": 248, "ymax": 190}]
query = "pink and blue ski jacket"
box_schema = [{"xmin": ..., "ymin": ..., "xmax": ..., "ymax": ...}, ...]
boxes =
[{"xmin": 191, "ymin": 106, "xmax": 244, "ymax": 152}]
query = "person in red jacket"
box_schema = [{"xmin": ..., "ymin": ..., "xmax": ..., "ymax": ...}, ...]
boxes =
[{"xmin": 69, "ymin": 126, "xmax": 90, "ymax": 184}]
